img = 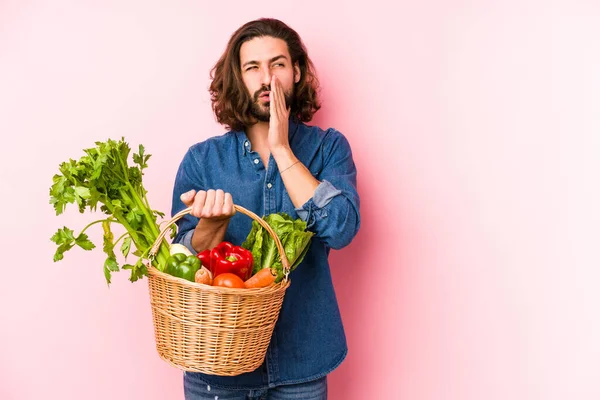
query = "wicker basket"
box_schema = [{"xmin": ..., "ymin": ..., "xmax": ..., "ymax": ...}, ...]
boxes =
[{"xmin": 146, "ymin": 205, "xmax": 291, "ymax": 376}]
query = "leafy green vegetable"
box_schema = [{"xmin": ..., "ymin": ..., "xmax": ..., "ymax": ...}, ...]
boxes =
[
  {"xmin": 49, "ymin": 138, "xmax": 172, "ymax": 285},
  {"xmin": 242, "ymin": 213, "xmax": 314, "ymax": 282}
]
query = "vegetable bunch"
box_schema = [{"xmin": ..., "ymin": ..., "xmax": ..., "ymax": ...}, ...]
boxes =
[
  {"xmin": 49, "ymin": 138, "xmax": 172, "ymax": 284},
  {"xmin": 242, "ymin": 213, "xmax": 314, "ymax": 283}
]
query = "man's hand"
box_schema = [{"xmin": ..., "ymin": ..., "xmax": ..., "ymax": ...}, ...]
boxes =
[
  {"xmin": 266, "ymin": 76, "xmax": 318, "ymax": 207},
  {"xmin": 268, "ymin": 75, "xmax": 292, "ymax": 155},
  {"xmin": 180, "ymin": 189, "xmax": 235, "ymax": 252},
  {"xmin": 180, "ymin": 189, "xmax": 235, "ymax": 221}
]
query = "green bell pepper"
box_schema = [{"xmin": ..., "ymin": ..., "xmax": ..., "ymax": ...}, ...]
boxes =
[{"xmin": 165, "ymin": 253, "xmax": 201, "ymax": 282}]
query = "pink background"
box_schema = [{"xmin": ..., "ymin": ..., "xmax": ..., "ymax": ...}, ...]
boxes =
[{"xmin": 1, "ymin": 1, "xmax": 599, "ymax": 399}]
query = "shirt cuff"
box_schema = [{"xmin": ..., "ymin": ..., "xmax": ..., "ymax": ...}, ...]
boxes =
[
  {"xmin": 295, "ymin": 180, "xmax": 342, "ymax": 222},
  {"xmin": 180, "ymin": 229, "xmax": 198, "ymax": 255}
]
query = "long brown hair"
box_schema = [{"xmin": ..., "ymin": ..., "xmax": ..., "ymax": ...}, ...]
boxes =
[{"xmin": 209, "ymin": 18, "xmax": 321, "ymax": 131}]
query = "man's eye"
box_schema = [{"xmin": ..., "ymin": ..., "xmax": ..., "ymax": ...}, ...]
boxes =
[
  {"xmin": 246, "ymin": 66, "xmax": 257, "ymax": 71},
  {"xmin": 274, "ymin": 63, "xmax": 285, "ymax": 67}
]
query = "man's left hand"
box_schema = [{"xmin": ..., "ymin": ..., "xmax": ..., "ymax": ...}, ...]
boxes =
[{"xmin": 268, "ymin": 75, "xmax": 291, "ymax": 155}]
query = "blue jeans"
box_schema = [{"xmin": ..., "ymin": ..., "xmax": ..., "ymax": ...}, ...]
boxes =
[{"xmin": 183, "ymin": 373, "xmax": 328, "ymax": 400}]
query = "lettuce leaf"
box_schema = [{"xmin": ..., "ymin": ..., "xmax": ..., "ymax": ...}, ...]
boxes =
[{"xmin": 242, "ymin": 213, "xmax": 314, "ymax": 282}]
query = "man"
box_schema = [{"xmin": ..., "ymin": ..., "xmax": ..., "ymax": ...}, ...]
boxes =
[{"xmin": 171, "ymin": 17, "xmax": 360, "ymax": 399}]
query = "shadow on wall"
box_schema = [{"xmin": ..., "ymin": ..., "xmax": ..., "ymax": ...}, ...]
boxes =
[
  {"xmin": 0, "ymin": 363, "xmax": 18, "ymax": 400},
  {"xmin": 326, "ymin": 170, "xmax": 374, "ymax": 398},
  {"xmin": 310, "ymin": 114, "xmax": 414, "ymax": 397},
  {"xmin": 306, "ymin": 57, "xmax": 408, "ymax": 395}
]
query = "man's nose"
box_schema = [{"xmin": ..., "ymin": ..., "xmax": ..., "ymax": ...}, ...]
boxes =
[{"xmin": 260, "ymin": 67, "xmax": 272, "ymax": 86}]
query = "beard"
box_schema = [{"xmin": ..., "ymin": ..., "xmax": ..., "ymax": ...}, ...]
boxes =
[{"xmin": 249, "ymin": 85, "xmax": 294, "ymax": 122}]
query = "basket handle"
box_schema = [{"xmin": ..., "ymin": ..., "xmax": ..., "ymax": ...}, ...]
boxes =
[{"xmin": 148, "ymin": 205, "xmax": 291, "ymax": 280}]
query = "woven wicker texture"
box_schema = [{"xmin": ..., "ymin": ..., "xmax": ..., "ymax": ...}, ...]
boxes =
[{"xmin": 146, "ymin": 205, "xmax": 291, "ymax": 376}]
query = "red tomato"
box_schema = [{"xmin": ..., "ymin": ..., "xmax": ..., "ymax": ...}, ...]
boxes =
[{"xmin": 212, "ymin": 273, "xmax": 245, "ymax": 289}]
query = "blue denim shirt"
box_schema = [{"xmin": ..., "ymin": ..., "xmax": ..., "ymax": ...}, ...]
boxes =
[{"xmin": 170, "ymin": 119, "xmax": 360, "ymax": 390}]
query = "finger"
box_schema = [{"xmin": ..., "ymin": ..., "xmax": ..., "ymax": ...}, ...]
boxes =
[
  {"xmin": 192, "ymin": 190, "xmax": 206, "ymax": 218},
  {"xmin": 202, "ymin": 189, "xmax": 216, "ymax": 218},
  {"xmin": 180, "ymin": 189, "xmax": 196, "ymax": 207},
  {"xmin": 270, "ymin": 77, "xmax": 278, "ymax": 120},
  {"xmin": 271, "ymin": 74, "xmax": 277, "ymax": 92},
  {"xmin": 223, "ymin": 192, "xmax": 235, "ymax": 216},
  {"xmin": 213, "ymin": 189, "xmax": 225, "ymax": 215},
  {"xmin": 277, "ymin": 82, "xmax": 286, "ymax": 116},
  {"xmin": 275, "ymin": 76, "xmax": 286, "ymax": 116},
  {"xmin": 271, "ymin": 76, "xmax": 281, "ymax": 115}
]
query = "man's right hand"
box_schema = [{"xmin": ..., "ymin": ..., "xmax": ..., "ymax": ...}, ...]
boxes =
[
  {"xmin": 179, "ymin": 189, "xmax": 235, "ymax": 252},
  {"xmin": 180, "ymin": 189, "xmax": 236, "ymax": 221}
]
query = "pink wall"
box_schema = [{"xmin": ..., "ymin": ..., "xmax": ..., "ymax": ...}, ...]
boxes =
[{"xmin": 1, "ymin": 1, "xmax": 599, "ymax": 399}]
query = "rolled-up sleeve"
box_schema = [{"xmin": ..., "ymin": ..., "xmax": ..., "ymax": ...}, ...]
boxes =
[
  {"xmin": 179, "ymin": 229, "xmax": 197, "ymax": 255},
  {"xmin": 295, "ymin": 129, "xmax": 360, "ymax": 250}
]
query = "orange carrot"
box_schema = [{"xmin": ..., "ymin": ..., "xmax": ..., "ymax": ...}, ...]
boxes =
[{"xmin": 244, "ymin": 268, "xmax": 276, "ymax": 288}]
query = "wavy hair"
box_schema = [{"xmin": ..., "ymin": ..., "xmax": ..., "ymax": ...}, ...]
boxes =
[{"xmin": 209, "ymin": 18, "xmax": 321, "ymax": 131}]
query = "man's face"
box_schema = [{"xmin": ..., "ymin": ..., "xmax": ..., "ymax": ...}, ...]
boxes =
[{"xmin": 239, "ymin": 36, "xmax": 300, "ymax": 122}]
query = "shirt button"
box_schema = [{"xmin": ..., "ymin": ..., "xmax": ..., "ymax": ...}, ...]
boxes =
[
  {"xmin": 254, "ymin": 159, "xmax": 259, "ymax": 164},
  {"xmin": 245, "ymin": 141, "xmax": 249, "ymax": 147},
  {"xmin": 267, "ymin": 183, "xmax": 273, "ymax": 189}
]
